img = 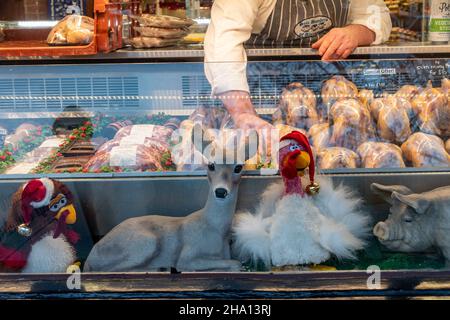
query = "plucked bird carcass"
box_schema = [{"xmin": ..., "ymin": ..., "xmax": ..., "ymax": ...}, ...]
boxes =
[
  {"xmin": 401, "ymin": 132, "xmax": 450, "ymax": 168},
  {"xmin": 321, "ymin": 76, "xmax": 359, "ymax": 118},
  {"xmin": 316, "ymin": 147, "xmax": 360, "ymax": 170},
  {"xmin": 357, "ymin": 142, "xmax": 406, "ymax": 169},
  {"xmin": 308, "ymin": 123, "xmax": 331, "ymax": 151},
  {"xmin": 233, "ymin": 131, "xmax": 369, "ymax": 268},
  {"xmin": 395, "ymin": 85, "xmax": 421, "ymax": 102},
  {"xmin": 273, "ymin": 83, "xmax": 319, "ymax": 131},
  {"xmin": 369, "ymin": 95, "xmax": 412, "ymax": 144},
  {"xmin": 411, "ymin": 84, "xmax": 450, "ymax": 137},
  {"xmin": 328, "ymin": 99, "xmax": 376, "ymax": 151},
  {"xmin": 0, "ymin": 179, "xmax": 80, "ymax": 273}
]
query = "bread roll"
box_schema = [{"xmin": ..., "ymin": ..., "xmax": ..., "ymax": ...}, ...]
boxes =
[{"xmin": 66, "ymin": 29, "xmax": 93, "ymax": 45}]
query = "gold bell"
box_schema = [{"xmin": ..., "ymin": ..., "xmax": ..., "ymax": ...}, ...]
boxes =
[
  {"xmin": 17, "ymin": 224, "xmax": 32, "ymax": 237},
  {"xmin": 306, "ymin": 183, "xmax": 320, "ymax": 195}
]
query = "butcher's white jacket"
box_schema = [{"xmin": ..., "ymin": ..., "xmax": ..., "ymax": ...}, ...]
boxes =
[{"xmin": 204, "ymin": 0, "xmax": 392, "ymax": 95}]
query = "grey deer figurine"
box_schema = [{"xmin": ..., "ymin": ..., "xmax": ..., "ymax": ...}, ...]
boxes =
[
  {"xmin": 371, "ymin": 183, "xmax": 450, "ymax": 266},
  {"xmin": 84, "ymin": 125, "xmax": 258, "ymax": 272}
]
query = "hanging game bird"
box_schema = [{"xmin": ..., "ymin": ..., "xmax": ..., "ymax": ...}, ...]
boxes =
[
  {"xmin": 0, "ymin": 178, "xmax": 80, "ymax": 273},
  {"xmin": 232, "ymin": 131, "xmax": 370, "ymax": 268}
]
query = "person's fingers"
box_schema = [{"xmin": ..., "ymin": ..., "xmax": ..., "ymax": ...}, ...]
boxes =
[
  {"xmin": 341, "ymin": 48, "xmax": 353, "ymax": 59},
  {"xmin": 311, "ymin": 36, "xmax": 325, "ymax": 49},
  {"xmin": 335, "ymin": 42, "xmax": 348, "ymax": 57},
  {"xmin": 322, "ymin": 39, "xmax": 341, "ymax": 61},
  {"xmin": 318, "ymin": 36, "xmax": 333, "ymax": 56}
]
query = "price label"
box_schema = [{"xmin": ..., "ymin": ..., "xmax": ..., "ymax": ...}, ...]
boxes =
[
  {"xmin": 130, "ymin": 125, "xmax": 155, "ymax": 138},
  {"xmin": 110, "ymin": 146, "xmax": 138, "ymax": 167}
]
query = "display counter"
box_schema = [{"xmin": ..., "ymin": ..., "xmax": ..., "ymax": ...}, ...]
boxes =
[
  {"xmin": 0, "ymin": 43, "xmax": 449, "ymax": 62},
  {"xmin": 0, "ymin": 36, "xmax": 450, "ymax": 299}
]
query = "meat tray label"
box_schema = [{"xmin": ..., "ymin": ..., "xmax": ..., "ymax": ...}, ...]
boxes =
[
  {"xmin": 110, "ymin": 146, "xmax": 138, "ymax": 167},
  {"xmin": 120, "ymin": 135, "xmax": 146, "ymax": 146},
  {"xmin": 130, "ymin": 125, "xmax": 155, "ymax": 138}
]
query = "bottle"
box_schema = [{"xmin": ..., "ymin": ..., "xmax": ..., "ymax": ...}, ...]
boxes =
[
  {"xmin": 186, "ymin": 0, "xmax": 201, "ymax": 20},
  {"xmin": 429, "ymin": 0, "xmax": 450, "ymax": 44}
]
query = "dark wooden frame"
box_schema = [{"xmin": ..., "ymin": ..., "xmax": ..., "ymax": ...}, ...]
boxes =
[{"xmin": 1, "ymin": 271, "xmax": 450, "ymax": 299}]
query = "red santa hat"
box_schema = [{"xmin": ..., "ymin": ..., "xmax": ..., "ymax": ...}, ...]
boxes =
[
  {"xmin": 21, "ymin": 178, "xmax": 54, "ymax": 224},
  {"xmin": 280, "ymin": 131, "xmax": 315, "ymax": 186}
]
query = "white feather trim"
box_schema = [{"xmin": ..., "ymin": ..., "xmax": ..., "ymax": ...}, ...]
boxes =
[
  {"xmin": 317, "ymin": 215, "xmax": 366, "ymax": 260},
  {"xmin": 22, "ymin": 233, "xmax": 75, "ymax": 273},
  {"xmin": 232, "ymin": 212, "xmax": 271, "ymax": 266},
  {"xmin": 270, "ymin": 195, "xmax": 330, "ymax": 266},
  {"xmin": 232, "ymin": 175, "xmax": 370, "ymax": 267},
  {"xmin": 30, "ymin": 178, "xmax": 54, "ymax": 209},
  {"xmin": 311, "ymin": 176, "xmax": 371, "ymax": 239},
  {"xmin": 257, "ymin": 182, "xmax": 284, "ymax": 219}
]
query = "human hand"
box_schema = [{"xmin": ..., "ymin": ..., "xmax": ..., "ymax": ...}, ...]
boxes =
[
  {"xmin": 220, "ymin": 91, "xmax": 274, "ymax": 160},
  {"xmin": 312, "ymin": 25, "xmax": 375, "ymax": 61}
]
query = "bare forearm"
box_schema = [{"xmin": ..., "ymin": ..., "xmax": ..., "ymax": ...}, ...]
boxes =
[
  {"xmin": 345, "ymin": 24, "xmax": 376, "ymax": 46},
  {"xmin": 219, "ymin": 91, "xmax": 256, "ymax": 118}
]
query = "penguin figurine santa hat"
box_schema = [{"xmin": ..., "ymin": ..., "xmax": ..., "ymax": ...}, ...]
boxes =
[
  {"xmin": 233, "ymin": 130, "xmax": 369, "ymax": 268},
  {"xmin": 0, "ymin": 178, "xmax": 80, "ymax": 273}
]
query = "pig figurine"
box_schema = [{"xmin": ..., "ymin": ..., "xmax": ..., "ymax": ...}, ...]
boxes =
[{"xmin": 371, "ymin": 183, "xmax": 450, "ymax": 265}]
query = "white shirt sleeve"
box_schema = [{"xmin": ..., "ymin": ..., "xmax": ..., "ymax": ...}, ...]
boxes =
[
  {"xmin": 348, "ymin": 0, "xmax": 392, "ymax": 45},
  {"xmin": 204, "ymin": 0, "xmax": 265, "ymax": 95}
]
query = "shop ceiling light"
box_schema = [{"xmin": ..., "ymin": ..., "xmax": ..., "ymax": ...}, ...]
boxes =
[{"xmin": 17, "ymin": 21, "xmax": 58, "ymax": 28}]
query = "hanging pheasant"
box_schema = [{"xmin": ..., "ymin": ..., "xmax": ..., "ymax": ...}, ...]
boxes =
[
  {"xmin": 0, "ymin": 178, "xmax": 80, "ymax": 273},
  {"xmin": 233, "ymin": 131, "xmax": 369, "ymax": 268}
]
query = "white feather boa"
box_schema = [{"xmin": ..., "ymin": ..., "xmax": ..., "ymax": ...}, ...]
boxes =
[
  {"xmin": 22, "ymin": 233, "xmax": 76, "ymax": 273},
  {"xmin": 232, "ymin": 175, "xmax": 370, "ymax": 267}
]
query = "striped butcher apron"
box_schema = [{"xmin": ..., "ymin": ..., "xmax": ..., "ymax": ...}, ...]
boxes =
[{"xmin": 247, "ymin": 0, "xmax": 350, "ymax": 47}]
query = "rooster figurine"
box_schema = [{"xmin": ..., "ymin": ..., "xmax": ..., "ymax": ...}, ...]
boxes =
[
  {"xmin": 0, "ymin": 178, "xmax": 80, "ymax": 273},
  {"xmin": 233, "ymin": 131, "xmax": 369, "ymax": 268}
]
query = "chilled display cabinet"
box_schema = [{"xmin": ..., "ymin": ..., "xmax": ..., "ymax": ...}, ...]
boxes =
[
  {"xmin": 0, "ymin": 45, "xmax": 449, "ymax": 298},
  {"xmin": 0, "ymin": 0, "xmax": 450, "ymax": 300}
]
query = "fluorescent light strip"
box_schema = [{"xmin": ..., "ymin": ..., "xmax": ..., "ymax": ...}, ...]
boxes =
[
  {"xmin": 17, "ymin": 21, "xmax": 58, "ymax": 28},
  {"xmin": 193, "ymin": 18, "xmax": 210, "ymax": 25}
]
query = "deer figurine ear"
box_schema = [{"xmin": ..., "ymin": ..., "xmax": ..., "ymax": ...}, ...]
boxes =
[
  {"xmin": 239, "ymin": 129, "xmax": 259, "ymax": 162},
  {"xmin": 391, "ymin": 192, "xmax": 431, "ymax": 214},
  {"xmin": 371, "ymin": 183, "xmax": 414, "ymax": 205},
  {"xmin": 191, "ymin": 124, "xmax": 214, "ymax": 153}
]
